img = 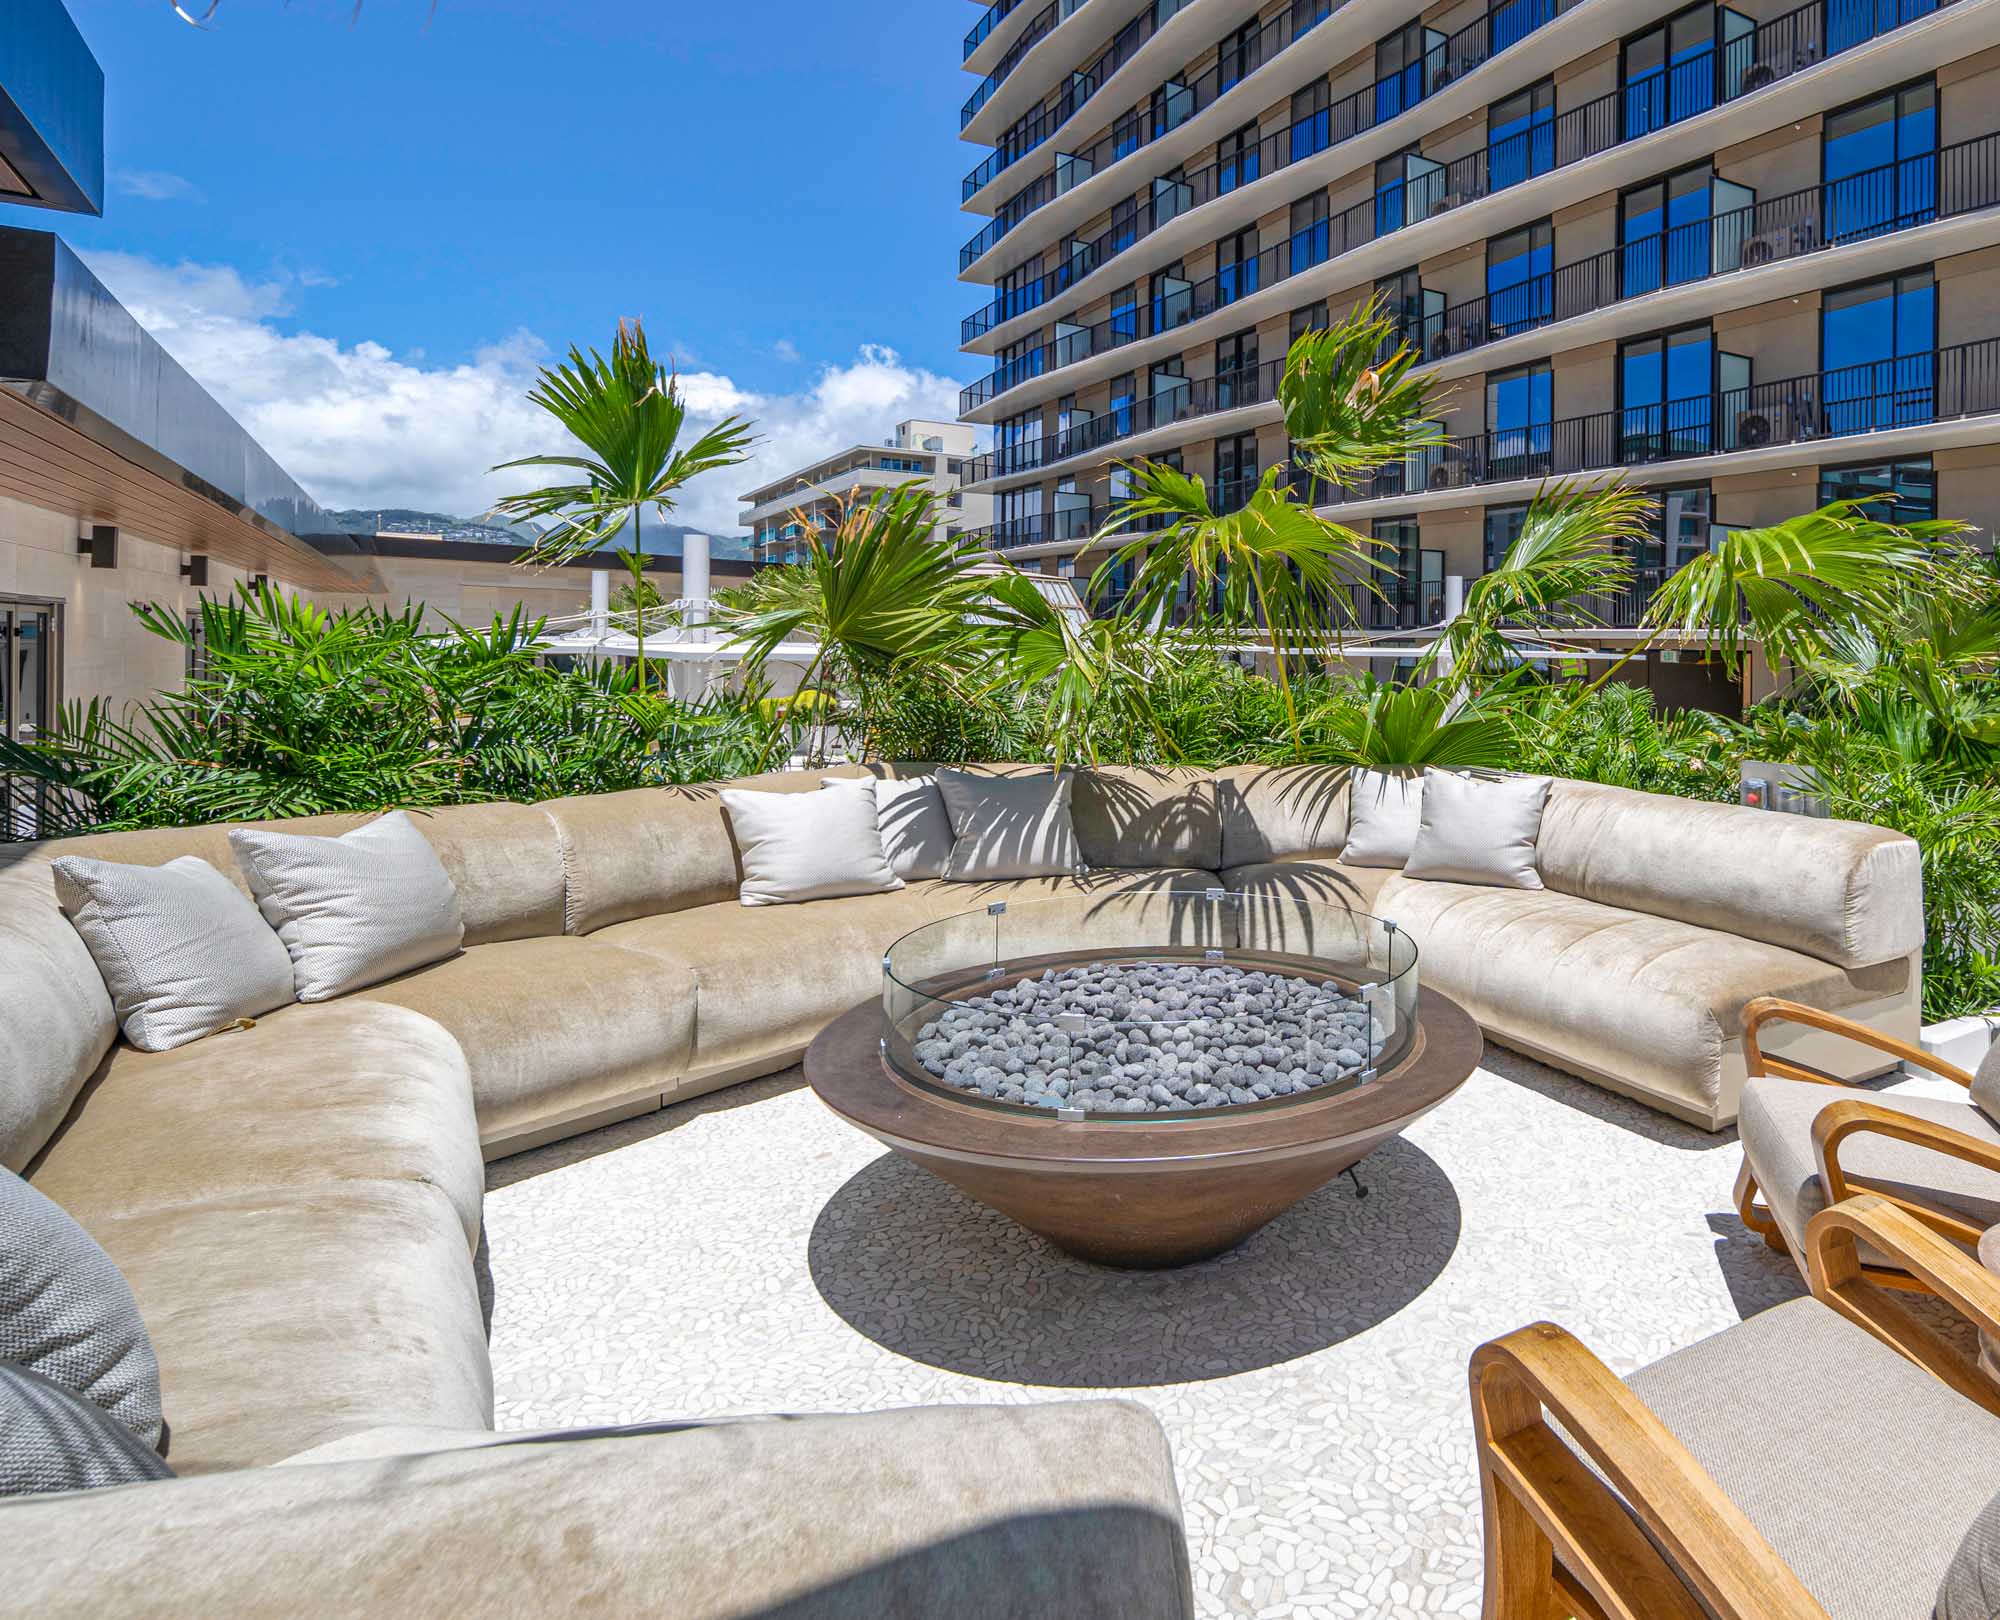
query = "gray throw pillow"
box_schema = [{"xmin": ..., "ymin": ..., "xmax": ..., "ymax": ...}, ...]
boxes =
[
  {"xmin": 828, "ymin": 774, "xmax": 954, "ymax": 882},
  {"xmin": 229, "ymin": 811, "xmax": 465, "ymax": 1000},
  {"xmin": 0, "ymin": 1362, "xmax": 173, "ymax": 1497},
  {"xmin": 1938, "ymin": 1486, "xmax": 2000, "ymax": 1620},
  {"xmin": 1340, "ymin": 769, "xmax": 1428, "ymax": 867},
  {"xmin": 936, "ymin": 769, "xmax": 1083, "ymax": 881},
  {"xmin": 1403, "ymin": 770, "xmax": 1552, "ymax": 889},
  {"xmin": 0, "ymin": 1167, "xmax": 163, "ymax": 1452},
  {"xmin": 1970, "ymin": 1035, "xmax": 2000, "ymax": 1128},
  {"xmin": 51, "ymin": 854, "xmax": 295, "ymax": 1052},
  {"xmin": 722, "ymin": 781, "xmax": 903, "ymax": 906}
]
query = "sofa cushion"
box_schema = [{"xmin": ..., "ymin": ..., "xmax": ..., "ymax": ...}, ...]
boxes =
[
  {"xmin": 1213, "ymin": 764, "xmax": 1350, "ymax": 867},
  {"xmin": 356, "ymin": 937, "xmax": 698, "ymax": 1142},
  {"xmin": 230, "ymin": 812, "xmax": 466, "ymax": 1001},
  {"xmin": 0, "ymin": 1362, "xmax": 173, "ymax": 1498},
  {"xmin": 1403, "ymin": 770, "xmax": 1549, "ymax": 889},
  {"xmin": 72, "ymin": 1178, "xmax": 492, "ymax": 1475},
  {"xmin": 1739, "ymin": 1077, "xmax": 2000, "ymax": 1262},
  {"xmin": 1221, "ymin": 858, "xmax": 1398, "ymax": 916},
  {"xmin": 1069, "ymin": 766, "xmax": 1222, "ymax": 870},
  {"xmin": 51, "ymin": 854, "xmax": 296, "ymax": 1051},
  {"xmin": 1625, "ymin": 1294, "xmax": 2000, "ymax": 1620},
  {"xmin": 1534, "ymin": 778, "xmax": 1923, "ymax": 968},
  {"xmin": 832, "ymin": 774, "xmax": 954, "ymax": 881},
  {"xmin": 538, "ymin": 787, "xmax": 740, "ymax": 933},
  {"xmin": 1, "ymin": 1166, "xmax": 163, "ymax": 1450},
  {"xmin": 0, "ymin": 859, "xmax": 117, "ymax": 1172},
  {"xmin": 1972, "ymin": 1037, "xmax": 2000, "ymax": 1128},
  {"xmin": 29, "ymin": 1000, "xmax": 483, "ymax": 1251},
  {"xmin": 723, "ymin": 780, "xmax": 903, "ymax": 906},
  {"xmin": 938, "ymin": 769, "xmax": 1082, "ymax": 881},
  {"xmin": 403, "ymin": 802, "xmax": 567, "ymax": 946},
  {"xmin": 1341, "ymin": 769, "xmax": 1426, "ymax": 867},
  {"xmin": 1375, "ymin": 876, "xmax": 1909, "ymax": 1122}
]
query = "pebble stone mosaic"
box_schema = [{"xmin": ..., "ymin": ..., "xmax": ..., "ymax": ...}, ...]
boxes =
[{"xmin": 484, "ymin": 1049, "xmax": 1967, "ymax": 1618}]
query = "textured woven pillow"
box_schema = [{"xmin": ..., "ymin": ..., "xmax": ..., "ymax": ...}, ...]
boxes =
[
  {"xmin": 828, "ymin": 774, "xmax": 954, "ymax": 882},
  {"xmin": 936, "ymin": 769, "xmax": 1082, "ymax": 881},
  {"xmin": 0, "ymin": 1167, "xmax": 163, "ymax": 1452},
  {"xmin": 0, "ymin": 1362, "xmax": 173, "ymax": 1497},
  {"xmin": 1340, "ymin": 769, "xmax": 1427, "ymax": 867},
  {"xmin": 1938, "ymin": 1486, "xmax": 2000, "ymax": 1620},
  {"xmin": 51, "ymin": 854, "xmax": 295, "ymax": 1052},
  {"xmin": 723, "ymin": 781, "xmax": 903, "ymax": 906},
  {"xmin": 1971, "ymin": 1036, "xmax": 2000, "ymax": 1128},
  {"xmin": 1403, "ymin": 771, "xmax": 1552, "ymax": 889},
  {"xmin": 228, "ymin": 811, "xmax": 465, "ymax": 1000}
]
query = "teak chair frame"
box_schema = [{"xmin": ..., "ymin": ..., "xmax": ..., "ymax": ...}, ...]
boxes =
[
  {"xmin": 1470, "ymin": 1195, "xmax": 2000, "ymax": 1620},
  {"xmin": 1734, "ymin": 995, "xmax": 1997, "ymax": 1292}
]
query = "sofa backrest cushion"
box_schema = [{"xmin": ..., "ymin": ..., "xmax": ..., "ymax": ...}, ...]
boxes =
[
  {"xmin": 0, "ymin": 859, "xmax": 117, "ymax": 1171},
  {"xmin": 1214, "ymin": 765, "xmax": 1352, "ymax": 868},
  {"xmin": 1069, "ymin": 766, "xmax": 1222, "ymax": 870},
  {"xmin": 1535, "ymin": 778, "xmax": 1924, "ymax": 968},
  {"xmin": 538, "ymin": 788, "xmax": 741, "ymax": 934}
]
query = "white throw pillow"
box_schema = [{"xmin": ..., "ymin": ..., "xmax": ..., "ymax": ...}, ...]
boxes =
[
  {"xmin": 936, "ymin": 768, "xmax": 1083, "ymax": 881},
  {"xmin": 1403, "ymin": 770, "xmax": 1552, "ymax": 889},
  {"xmin": 1340, "ymin": 769, "xmax": 1428, "ymax": 867},
  {"xmin": 825, "ymin": 773, "xmax": 953, "ymax": 882},
  {"xmin": 52, "ymin": 854, "xmax": 295, "ymax": 1052},
  {"xmin": 228, "ymin": 811, "xmax": 465, "ymax": 1000},
  {"xmin": 724, "ymin": 780, "xmax": 903, "ymax": 906}
]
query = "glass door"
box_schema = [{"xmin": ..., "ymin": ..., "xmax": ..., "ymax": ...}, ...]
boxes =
[{"xmin": 1, "ymin": 601, "xmax": 57, "ymax": 839}]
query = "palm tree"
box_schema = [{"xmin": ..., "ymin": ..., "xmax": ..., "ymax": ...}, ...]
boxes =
[
  {"xmin": 1280, "ymin": 290, "xmax": 1446, "ymax": 490},
  {"xmin": 492, "ymin": 319, "xmax": 755, "ymax": 690}
]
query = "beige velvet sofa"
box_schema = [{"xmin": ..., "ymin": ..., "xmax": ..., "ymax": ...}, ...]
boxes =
[{"xmin": 0, "ymin": 762, "xmax": 1920, "ymax": 1612}]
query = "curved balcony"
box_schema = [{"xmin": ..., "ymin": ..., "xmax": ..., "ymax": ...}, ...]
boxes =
[
  {"xmin": 965, "ymin": 0, "xmax": 1031, "ymax": 63},
  {"xmin": 962, "ymin": 0, "xmax": 1103, "ymax": 130},
  {"xmin": 960, "ymin": 0, "xmax": 1932, "ymax": 417},
  {"xmin": 961, "ymin": 133, "xmax": 2000, "ymax": 487},
  {"xmin": 961, "ymin": 502, "xmax": 1104, "ymax": 551}
]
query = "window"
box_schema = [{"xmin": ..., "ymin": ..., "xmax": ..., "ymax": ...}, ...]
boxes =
[
  {"xmin": 1376, "ymin": 266, "xmax": 1440, "ymax": 356},
  {"xmin": 1369, "ymin": 519, "xmax": 1442, "ymax": 629},
  {"xmin": 1150, "ymin": 357, "xmax": 1190, "ymax": 425},
  {"xmin": 1620, "ymin": 164, "xmax": 1739, "ymax": 296},
  {"xmin": 1289, "ymin": 191, "xmax": 1329, "ymax": 274},
  {"xmin": 1486, "ymin": 221, "xmax": 1553, "ymax": 335},
  {"xmin": 1623, "ymin": 4, "xmax": 1717, "ymax": 139},
  {"xmin": 1218, "ymin": 121, "xmax": 1262, "ymax": 195},
  {"xmin": 997, "ymin": 408, "xmax": 1041, "ymax": 476},
  {"xmin": 1291, "ymin": 81, "xmax": 1331, "ymax": 166},
  {"xmin": 1108, "ymin": 283, "xmax": 1138, "ymax": 345},
  {"xmin": 1151, "ymin": 262, "xmax": 1193, "ymax": 333},
  {"xmin": 1215, "ymin": 433, "xmax": 1258, "ymax": 513},
  {"xmin": 1821, "ymin": 270, "xmax": 1935, "ymax": 432},
  {"xmin": 1218, "ymin": 19, "xmax": 1262, "ymax": 92},
  {"xmin": 1652, "ymin": 485, "xmax": 1713, "ymax": 575},
  {"xmin": 1818, "ymin": 454, "xmax": 1936, "ymax": 521},
  {"xmin": 1151, "ymin": 166, "xmax": 1193, "ymax": 229},
  {"xmin": 2, "ymin": 595, "xmax": 59, "ymax": 829},
  {"xmin": 1619, "ymin": 324, "xmax": 1715, "ymax": 461},
  {"xmin": 1113, "ymin": 105, "xmax": 1145, "ymax": 163},
  {"xmin": 1486, "ymin": 362, "xmax": 1553, "ymax": 478},
  {"xmin": 1376, "ymin": 150, "xmax": 1445, "ymax": 235},
  {"xmin": 1376, "ymin": 20, "xmax": 1442, "ymax": 123},
  {"xmin": 1152, "ymin": 77, "xmax": 1194, "ymax": 138},
  {"xmin": 1483, "ymin": 503, "xmax": 1530, "ymax": 573},
  {"xmin": 1108, "ymin": 371, "xmax": 1137, "ymax": 436},
  {"xmin": 1216, "ymin": 226, "xmax": 1260, "ymax": 305},
  {"xmin": 1824, "ymin": 81, "xmax": 1936, "ymax": 243},
  {"xmin": 1108, "ymin": 195, "xmax": 1139, "ymax": 257},
  {"xmin": 1828, "ymin": 0, "xmax": 1938, "ymax": 56},
  {"xmin": 1290, "ymin": 301, "xmax": 1329, "ymax": 343},
  {"xmin": 1488, "ymin": 79, "xmax": 1555, "ymax": 191},
  {"xmin": 1215, "ymin": 329, "xmax": 1260, "ymax": 411},
  {"xmin": 997, "ymin": 255, "xmax": 1044, "ymax": 324}
]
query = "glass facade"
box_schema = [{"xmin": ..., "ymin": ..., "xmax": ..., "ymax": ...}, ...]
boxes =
[
  {"xmin": 1824, "ymin": 80, "xmax": 1937, "ymax": 243},
  {"xmin": 1818, "ymin": 455, "xmax": 1937, "ymax": 521},
  {"xmin": 1822, "ymin": 269, "xmax": 1935, "ymax": 433},
  {"xmin": 1488, "ymin": 80, "xmax": 1556, "ymax": 190},
  {"xmin": 1619, "ymin": 324, "xmax": 1714, "ymax": 460},
  {"xmin": 1486, "ymin": 363, "xmax": 1553, "ymax": 479},
  {"xmin": 1487, "ymin": 221, "xmax": 1553, "ymax": 335}
]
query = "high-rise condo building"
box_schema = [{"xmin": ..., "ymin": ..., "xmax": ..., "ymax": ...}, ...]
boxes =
[{"xmin": 953, "ymin": 0, "xmax": 2000, "ymax": 704}]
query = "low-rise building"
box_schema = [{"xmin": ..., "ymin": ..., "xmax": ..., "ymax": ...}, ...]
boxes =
[{"xmin": 739, "ymin": 419, "xmax": 992, "ymax": 563}]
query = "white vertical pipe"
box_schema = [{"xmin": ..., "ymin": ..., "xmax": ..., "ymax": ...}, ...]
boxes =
[
  {"xmin": 683, "ymin": 532, "xmax": 711, "ymax": 642},
  {"xmin": 589, "ymin": 568, "xmax": 611, "ymax": 638}
]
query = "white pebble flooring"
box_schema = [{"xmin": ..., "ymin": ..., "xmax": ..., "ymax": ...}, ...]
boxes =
[{"xmin": 482, "ymin": 1046, "xmax": 1950, "ymax": 1618}]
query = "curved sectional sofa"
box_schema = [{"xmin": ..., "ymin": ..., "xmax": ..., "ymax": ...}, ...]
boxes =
[{"xmin": 0, "ymin": 762, "xmax": 1922, "ymax": 1614}]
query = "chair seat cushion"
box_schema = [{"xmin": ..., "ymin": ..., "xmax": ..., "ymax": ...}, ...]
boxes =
[
  {"xmin": 356, "ymin": 936, "xmax": 698, "ymax": 1142},
  {"xmin": 73, "ymin": 1178, "xmax": 493, "ymax": 1475},
  {"xmin": 1740, "ymin": 1076, "xmax": 2000, "ymax": 1261},
  {"xmin": 29, "ymin": 1000, "xmax": 484, "ymax": 1250},
  {"xmin": 1372, "ymin": 878, "xmax": 1907, "ymax": 1123},
  {"xmin": 1624, "ymin": 1295, "xmax": 2000, "ymax": 1620}
]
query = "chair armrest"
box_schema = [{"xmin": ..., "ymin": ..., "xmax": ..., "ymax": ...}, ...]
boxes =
[
  {"xmin": 1743, "ymin": 995, "xmax": 1973, "ymax": 1089},
  {"xmin": 1470, "ymin": 1323, "xmax": 1827, "ymax": 1620},
  {"xmin": 1805, "ymin": 1192, "xmax": 2000, "ymax": 1418},
  {"xmin": 0, "ymin": 1403, "xmax": 1195, "ymax": 1620},
  {"xmin": 1812, "ymin": 1099, "xmax": 2000, "ymax": 1245}
]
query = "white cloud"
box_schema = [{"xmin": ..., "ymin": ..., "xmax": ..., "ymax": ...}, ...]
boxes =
[
  {"xmin": 111, "ymin": 169, "xmax": 204, "ymax": 203},
  {"xmin": 75, "ymin": 251, "xmax": 975, "ymax": 536},
  {"xmin": 771, "ymin": 337, "xmax": 801, "ymax": 363}
]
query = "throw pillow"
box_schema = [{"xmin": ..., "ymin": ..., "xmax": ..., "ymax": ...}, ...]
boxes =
[
  {"xmin": 0, "ymin": 1166, "xmax": 164, "ymax": 1451},
  {"xmin": 1403, "ymin": 771, "xmax": 1553, "ymax": 889},
  {"xmin": 1340, "ymin": 769, "xmax": 1427, "ymax": 868},
  {"xmin": 722, "ymin": 781, "xmax": 903, "ymax": 906},
  {"xmin": 826, "ymin": 774, "xmax": 953, "ymax": 882},
  {"xmin": 936, "ymin": 769, "xmax": 1083, "ymax": 881},
  {"xmin": 228, "ymin": 811, "xmax": 465, "ymax": 1001},
  {"xmin": 1938, "ymin": 1486, "xmax": 2000, "ymax": 1620},
  {"xmin": 0, "ymin": 1362, "xmax": 173, "ymax": 1497},
  {"xmin": 1971, "ymin": 1035, "xmax": 2000, "ymax": 1128},
  {"xmin": 51, "ymin": 855, "xmax": 295, "ymax": 1052}
]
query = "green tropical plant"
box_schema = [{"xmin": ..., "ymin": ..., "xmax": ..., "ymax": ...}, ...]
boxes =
[
  {"xmin": 1297, "ymin": 677, "xmax": 1518, "ymax": 769},
  {"xmin": 1280, "ymin": 291, "xmax": 1448, "ymax": 487},
  {"xmin": 492, "ymin": 319, "xmax": 755, "ymax": 689}
]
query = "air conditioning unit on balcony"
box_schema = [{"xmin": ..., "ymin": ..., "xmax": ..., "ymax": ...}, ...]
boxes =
[{"xmin": 1733, "ymin": 409, "xmax": 1774, "ymax": 448}]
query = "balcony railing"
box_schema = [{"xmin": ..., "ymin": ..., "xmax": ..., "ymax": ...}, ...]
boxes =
[
  {"xmin": 960, "ymin": 131, "xmax": 1999, "ymax": 485},
  {"xmin": 961, "ymin": 0, "xmax": 1935, "ymax": 411},
  {"xmin": 1317, "ymin": 337, "xmax": 2000, "ymax": 503},
  {"xmin": 962, "ymin": 0, "xmax": 1536, "ymax": 269},
  {"xmin": 966, "ymin": 0, "xmax": 1032, "ymax": 63},
  {"xmin": 962, "ymin": 0, "xmax": 1100, "ymax": 129},
  {"xmin": 961, "ymin": 501, "xmax": 1105, "ymax": 551}
]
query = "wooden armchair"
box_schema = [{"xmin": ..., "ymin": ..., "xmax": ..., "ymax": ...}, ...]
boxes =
[
  {"xmin": 1734, "ymin": 995, "xmax": 2000, "ymax": 1289},
  {"xmin": 1471, "ymin": 1195, "xmax": 2000, "ymax": 1620}
]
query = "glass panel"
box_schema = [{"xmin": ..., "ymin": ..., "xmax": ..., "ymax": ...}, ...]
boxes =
[
  {"xmin": 1488, "ymin": 80, "xmax": 1555, "ymax": 191},
  {"xmin": 1487, "ymin": 221, "xmax": 1553, "ymax": 334},
  {"xmin": 1825, "ymin": 83, "xmax": 1937, "ymax": 242},
  {"xmin": 1483, "ymin": 503, "xmax": 1530, "ymax": 572},
  {"xmin": 1818, "ymin": 456, "xmax": 1936, "ymax": 521}
]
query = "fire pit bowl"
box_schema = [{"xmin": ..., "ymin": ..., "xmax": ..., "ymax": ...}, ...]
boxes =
[{"xmin": 804, "ymin": 891, "xmax": 1481, "ymax": 1268}]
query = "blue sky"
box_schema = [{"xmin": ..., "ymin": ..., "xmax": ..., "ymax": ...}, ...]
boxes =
[{"xmin": 14, "ymin": 0, "xmax": 986, "ymax": 531}]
